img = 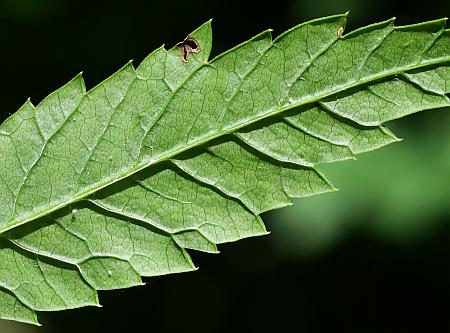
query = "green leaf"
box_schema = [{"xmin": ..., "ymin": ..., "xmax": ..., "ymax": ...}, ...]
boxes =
[{"xmin": 0, "ymin": 14, "xmax": 449, "ymax": 325}]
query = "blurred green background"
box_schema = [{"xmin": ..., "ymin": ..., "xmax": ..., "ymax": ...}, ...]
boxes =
[{"xmin": 0, "ymin": 0, "xmax": 449, "ymax": 332}]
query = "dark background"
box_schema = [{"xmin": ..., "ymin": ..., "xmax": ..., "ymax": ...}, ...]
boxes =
[{"xmin": 1, "ymin": 0, "xmax": 450, "ymax": 332}]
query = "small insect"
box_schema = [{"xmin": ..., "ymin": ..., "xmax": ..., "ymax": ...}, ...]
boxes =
[
  {"xmin": 176, "ymin": 36, "xmax": 200, "ymax": 63},
  {"xmin": 337, "ymin": 26, "xmax": 345, "ymax": 38}
]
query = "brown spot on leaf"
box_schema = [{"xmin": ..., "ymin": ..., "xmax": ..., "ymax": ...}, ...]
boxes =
[{"xmin": 177, "ymin": 36, "xmax": 200, "ymax": 63}]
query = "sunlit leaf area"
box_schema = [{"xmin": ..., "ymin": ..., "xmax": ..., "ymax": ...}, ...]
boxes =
[{"xmin": 1, "ymin": 0, "xmax": 449, "ymax": 331}]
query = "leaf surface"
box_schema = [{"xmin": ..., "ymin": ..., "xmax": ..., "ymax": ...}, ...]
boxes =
[{"xmin": 0, "ymin": 14, "xmax": 449, "ymax": 324}]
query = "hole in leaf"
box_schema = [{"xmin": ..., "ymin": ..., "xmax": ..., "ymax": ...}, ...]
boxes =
[{"xmin": 176, "ymin": 36, "xmax": 200, "ymax": 63}]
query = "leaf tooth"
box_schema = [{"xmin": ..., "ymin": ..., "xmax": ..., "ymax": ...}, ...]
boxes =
[
  {"xmin": 395, "ymin": 17, "xmax": 447, "ymax": 32},
  {"xmin": 136, "ymin": 45, "xmax": 167, "ymax": 79},
  {"xmin": 77, "ymin": 256, "xmax": 144, "ymax": 290},
  {"xmin": 173, "ymin": 140, "xmax": 334, "ymax": 215},
  {"xmin": 280, "ymin": 165, "xmax": 338, "ymax": 200},
  {"xmin": 172, "ymin": 150, "xmax": 290, "ymax": 215},
  {"xmin": 170, "ymin": 158, "xmax": 259, "ymax": 214},
  {"xmin": 87, "ymin": 60, "xmax": 137, "ymax": 100},
  {"xmin": 210, "ymin": 29, "xmax": 273, "ymax": 64},
  {"xmin": 321, "ymin": 77, "xmax": 450, "ymax": 126},
  {"xmin": 5, "ymin": 237, "xmax": 79, "ymax": 266},
  {"xmin": 0, "ymin": 284, "xmax": 35, "ymax": 316},
  {"xmin": 236, "ymin": 119, "xmax": 354, "ymax": 167},
  {"xmin": 0, "ymin": 286, "xmax": 39, "ymax": 326},
  {"xmin": 88, "ymin": 198, "xmax": 174, "ymax": 234},
  {"xmin": 400, "ymin": 72, "xmax": 446, "ymax": 95},
  {"xmin": 0, "ymin": 98, "xmax": 35, "ymax": 135},
  {"xmin": 273, "ymin": 12, "xmax": 348, "ymax": 43},
  {"xmin": 343, "ymin": 17, "xmax": 395, "ymax": 40},
  {"xmin": 74, "ymin": 204, "xmax": 198, "ymax": 279},
  {"xmin": 33, "ymin": 73, "xmax": 85, "ymax": 109},
  {"xmin": 402, "ymin": 65, "xmax": 450, "ymax": 95},
  {"xmin": 281, "ymin": 103, "xmax": 400, "ymax": 155},
  {"xmin": 0, "ymin": 237, "xmax": 99, "ymax": 312},
  {"xmin": 173, "ymin": 230, "xmax": 220, "ymax": 254}
]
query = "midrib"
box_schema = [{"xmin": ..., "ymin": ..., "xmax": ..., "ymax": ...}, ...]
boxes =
[{"xmin": 1, "ymin": 54, "xmax": 449, "ymax": 235}]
